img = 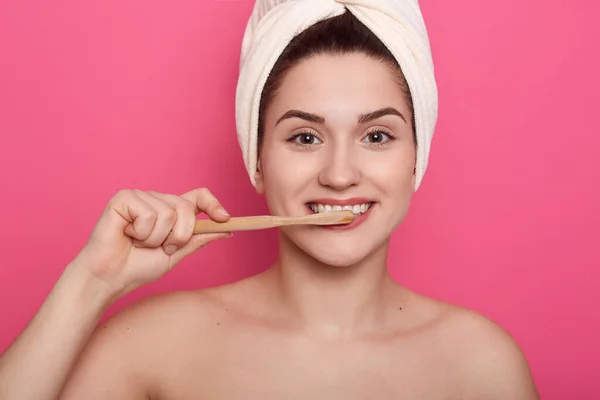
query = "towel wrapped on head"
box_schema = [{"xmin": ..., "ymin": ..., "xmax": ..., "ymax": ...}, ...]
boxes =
[{"xmin": 235, "ymin": 0, "xmax": 438, "ymax": 191}]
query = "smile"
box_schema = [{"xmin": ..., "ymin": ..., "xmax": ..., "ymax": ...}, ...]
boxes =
[
  {"xmin": 306, "ymin": 202, "xmax": 373, "ymax": 216},
  {"xmin": 304, "ymin": 198, "xmax": 377, "ymax": 230}
]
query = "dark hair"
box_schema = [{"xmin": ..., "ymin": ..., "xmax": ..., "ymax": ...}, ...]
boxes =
[{"xmin": 257, "ymin": 10, "xmax": 415, "ymax": 154}]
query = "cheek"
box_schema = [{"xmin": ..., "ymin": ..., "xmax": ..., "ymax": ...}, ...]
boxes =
[
  {"xmin": 366, "ymin": 147, "xmax": 415, "ymax": 189},
  {"xmin": 260, "ymin": 148, "xmax": 317, "ymax": 211},
  {"xmin": 263, "ymin": 149, "xmax": 295, "ymax": 187}
]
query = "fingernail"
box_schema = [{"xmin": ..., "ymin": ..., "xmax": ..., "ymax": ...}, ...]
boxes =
[
  {"xmin": 220, "ymin": 208, "xmax": 230, "ymax": 217},
  {"xmin": 164, "ymin": 245, "xmax": 178, "ymax": 255},
  {"xmin": 225, "ymin": 233, "xmax": 233, "ymax": 238}
]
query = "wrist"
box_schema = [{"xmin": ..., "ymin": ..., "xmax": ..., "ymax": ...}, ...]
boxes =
[{"xmin": 59, "ymin": 257, "xmax": 121, "ymax": 314}]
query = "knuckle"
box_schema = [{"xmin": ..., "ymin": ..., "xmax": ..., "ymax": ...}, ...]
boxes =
[
  {"xmin": 119, "ymin": 188, "xmax": 134, "ymax": 196},
  {"xmin": 175, "ymin": 202, "xmax": 192, "ymax": 218},
  {"xmin": 197, "ymin": 187, "xmax": 213, "ymax": 199},
  {"xmin": 176, "ymin": 207, "xmax": 195, "ymax": 229},
  {"xmin": 182, "ymin": 198, "xmax": 196, "ymax": 212},
  {"xmin": 147, "ymin": 190, "xmax": 166, "ymax": 199},
  {"xmin": 113, "ymin": 188, "xmax": 133, "ymax": 201},
  {"xmin": 108, "ymin": 189, "xmax": 134, "ymax": 211},
  {"xmin": 143, "ymin": 209, "xmax": 158, "ymax": 223},
  {"xmin": 208, "ymin": 198, "xmax": 222, "ymax": 211},
  {"xmin": 162, "ymin": 207, "xmax": 178, "ymax": 223},
  {"xmin": 207, "ymin": 202, "xmax": 219, "ymax": 213},
  {"xmin": 168, "ymin": 230, "xmax": 188, "ymax": 245}
]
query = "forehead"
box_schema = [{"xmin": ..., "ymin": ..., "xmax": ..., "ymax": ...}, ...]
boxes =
[{"xmin": 268, "ymin": 53, "xmax": 409, "ymax": 118}]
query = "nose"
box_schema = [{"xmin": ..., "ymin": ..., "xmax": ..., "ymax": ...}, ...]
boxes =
[{"xmin": 318, "ymin": 142, "xmax": 361, "ymax": 190}]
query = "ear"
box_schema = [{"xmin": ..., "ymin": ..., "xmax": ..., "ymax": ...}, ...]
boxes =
[{"xmin": 254, "ymin": 160, "xmax": 265, "ymax": 195}]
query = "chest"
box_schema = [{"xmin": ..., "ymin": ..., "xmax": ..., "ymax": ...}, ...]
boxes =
[{"xmin": 156, "ymin": 331, "xmax": 464, "ymax": 400}]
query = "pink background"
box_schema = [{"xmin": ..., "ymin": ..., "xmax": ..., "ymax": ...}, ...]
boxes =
[{"xmin": 1, "ymin": 0, "xmax": 598, "ymax": 397}]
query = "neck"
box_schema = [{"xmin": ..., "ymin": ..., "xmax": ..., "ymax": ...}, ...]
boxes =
[{"xmin": 266, "ymin": 231, "xmax": 397, "ymax": 340}]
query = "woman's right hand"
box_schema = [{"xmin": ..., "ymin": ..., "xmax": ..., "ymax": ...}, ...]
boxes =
[{"xmin": 74, "ymin": 188, "xmax": 232, "ymax": 299}]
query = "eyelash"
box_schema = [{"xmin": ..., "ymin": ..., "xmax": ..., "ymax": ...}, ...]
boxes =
[
  {"xmin": 285, "ymin": 127, "xmax": 397, "ymax": 148},
  {"xmin": 363, "ymin": 127, "xmax": 397, "ymax": 147},
  {"xmin": 286, "ymin": 129, "xmax": 322, "ymax": 149}
]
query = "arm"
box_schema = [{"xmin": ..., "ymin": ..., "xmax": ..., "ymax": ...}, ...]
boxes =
[
  {"xmin": 0, "ymin": 188, "xmax": 231, "ymax": 400},
  {"xmin": 0, "ymin": 260, "xmax": 117, "ymax": 400}
]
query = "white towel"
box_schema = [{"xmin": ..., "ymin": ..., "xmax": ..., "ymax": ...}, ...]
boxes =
[{"xmin": 235, "ymin": 0, "xmax": 438, "ymax": 191}]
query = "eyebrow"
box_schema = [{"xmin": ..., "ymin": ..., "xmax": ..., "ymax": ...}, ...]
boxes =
[
  {"xmin": 276, "ymin": 110, "xmax": 325, "ymax": 125},
  {"xmin": 359, "ymin": 107, "xmax": 407, "ymax": 124},
  {"xmin": 275, "ymin": 107, "xmax": 407, "ymax": 126}
]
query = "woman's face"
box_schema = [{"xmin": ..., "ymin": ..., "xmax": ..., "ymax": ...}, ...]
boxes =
[{"xmin": 255, "ymin": 52, "xmax": 415, "ymax": 267}]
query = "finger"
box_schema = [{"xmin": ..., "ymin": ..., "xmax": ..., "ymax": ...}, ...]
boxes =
[
  {"xmin": 181, "ymin": 188, "xmax": 230, "ymax": 223},
  {"xmin": 131, "ymin": 190, "xmax": 178, "ymax": 248},
  {"xmin": 146, "ymin": 191, "xmax": 196, "ymax": 255},
  {"xmin": 110, "ymin": 190, "xmax": 158, "ymax": 241},
  {"xmin": 169, "ymin": 232, "xmax": 232, "ymax": 266}
]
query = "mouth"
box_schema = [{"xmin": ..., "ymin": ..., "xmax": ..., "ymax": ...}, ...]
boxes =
[{"xmin": 304, "ymin": 199, "xmax": 376, "ymax": 230}]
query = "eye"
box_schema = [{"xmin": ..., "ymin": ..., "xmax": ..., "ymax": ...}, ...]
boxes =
[
  {"xmin": 288, "ymin": 132, "xmax": 322, "ymax": 146},
  {"xmin": 362, "ymin": 129, "xmax": 395, "ymax": 145}
]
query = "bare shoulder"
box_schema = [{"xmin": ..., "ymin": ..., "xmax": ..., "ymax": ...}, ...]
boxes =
[
  {"xmin": 80, "ymin": 280, "xmax": 255, "ymax": 355},
  {"xmin": 425, "ymin": 298, "xmax": 540, "ymax": 399},
  {"xmin": 58, "ymin": 291, "xmax": 198, "ymax": 398},
  {"xmin": 61, "ymin": 279, "xmax": 256, "ymax": 399}
]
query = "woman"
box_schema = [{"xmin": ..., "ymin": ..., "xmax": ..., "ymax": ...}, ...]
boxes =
[{"xmin": 0, "ymin": 4, "xmax": 539, "ymax": 400}]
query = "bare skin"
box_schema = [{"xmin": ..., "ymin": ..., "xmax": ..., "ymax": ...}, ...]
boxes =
[
  {"xmin": 61, "ymin": 269, "xmax": 538, "ymax": 399},
  {"xmin": 0, "ymin": 53, "xmax": 539, "ymax": 399}
]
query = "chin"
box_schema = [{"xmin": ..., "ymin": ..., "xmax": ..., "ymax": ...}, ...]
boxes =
[
  {"xmin": 283, "ymin": 228, "xmax": 386, "ymax": 268},
  {"xmin": 307, "ymin": 246, "xmax": 367, "ymax": 267}
]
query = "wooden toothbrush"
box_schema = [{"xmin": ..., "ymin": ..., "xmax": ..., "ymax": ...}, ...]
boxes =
[{"xmin": 193, "ymin": 210, "xmax": 354, "ymax": 234}]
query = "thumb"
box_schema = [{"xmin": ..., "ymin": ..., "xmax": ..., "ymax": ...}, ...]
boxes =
[{"xmin": 168, "ymin": 232, "xmax": 232, "ymax": 267}]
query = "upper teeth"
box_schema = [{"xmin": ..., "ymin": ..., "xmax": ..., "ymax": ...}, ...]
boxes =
[{"xmin": 308, "ymin": 203, "xmax": 372, "ymax": 215}]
